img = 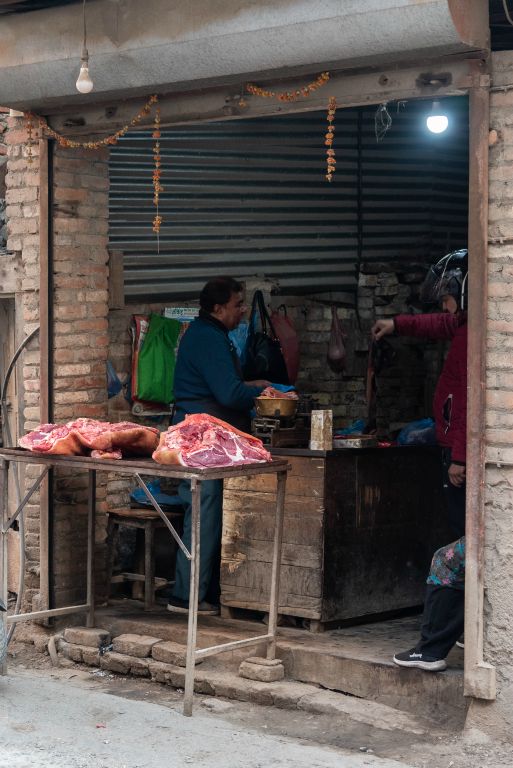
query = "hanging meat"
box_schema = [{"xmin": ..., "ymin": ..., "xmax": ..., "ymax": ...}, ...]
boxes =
[
  {"xmin": 153, "ymin": 413, "xmax": 271, "ymax": 468},
  {"xmin": 327, "ymin": 305, "xmax": 347, "ymax": 373}
]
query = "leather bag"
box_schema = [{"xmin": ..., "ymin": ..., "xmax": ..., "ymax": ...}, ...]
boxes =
[{"xmin": 243, "ymin": 291, "xmax": 290, "ymax": 385}]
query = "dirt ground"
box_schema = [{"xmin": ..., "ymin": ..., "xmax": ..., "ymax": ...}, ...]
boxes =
[{"xmin": 2, "ymin": 640, "xmax": 512, "ymax": 768}]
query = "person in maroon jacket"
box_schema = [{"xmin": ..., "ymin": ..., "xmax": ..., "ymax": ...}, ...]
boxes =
[{"xmin": 372, "ymin": 249, "xmax": 468, "ymax": 671}]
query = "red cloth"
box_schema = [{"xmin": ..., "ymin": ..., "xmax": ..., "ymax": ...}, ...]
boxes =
[{"xmin": 394, "ymin": 312, "xmax": 467, "ymax": 463}]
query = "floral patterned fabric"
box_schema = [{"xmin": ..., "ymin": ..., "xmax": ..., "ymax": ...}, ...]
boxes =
[{"xmin": 426, "ymin": 537, "xmax": 465, "ymax": 590}]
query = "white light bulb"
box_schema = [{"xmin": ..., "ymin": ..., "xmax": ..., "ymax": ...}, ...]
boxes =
[
  {"xmin": 76, "ymin": 62, "xmax": 93, "ymax": 94},
  {"xmin": 426, "ymin": 101, "xmax": 448, "ymax": 134}
]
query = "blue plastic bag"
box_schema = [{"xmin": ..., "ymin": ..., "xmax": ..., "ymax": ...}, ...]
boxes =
[
  {"xmin": 397, "ymin": 418, "xmax": 436, "ymax": 446},
  {"xmin": 229, "ymin": 320, "xmax": 250, "ymax": 362},
  {"xmin": 335, "ymin": 418, "xmax": 366, "ymax": 437},
  {"xmin": 107, "ymin": 360, "xmax": 123, "ymax": 399}
]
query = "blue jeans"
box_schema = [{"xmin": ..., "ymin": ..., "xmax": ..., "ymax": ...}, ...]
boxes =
[{"xmin": 172, "ymin": 478, "xmax": 223, "ymax": 603}]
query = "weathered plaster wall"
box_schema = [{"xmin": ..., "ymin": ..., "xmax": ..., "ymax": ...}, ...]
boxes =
[{"xmin": 465, "ymin": 51, "xmax": 513, "ymax": 739}]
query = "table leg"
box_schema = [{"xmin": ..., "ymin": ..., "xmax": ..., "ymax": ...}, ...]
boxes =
[
  {"xmin": 86, "ymin": 469, "xmax": 96, "ymax": 628},
  {"xmin": 0, "ymin": 460, "xmax": 9, "ymax": 674},
  {"xmin": 267, "ymin": 470, "xmax": 287, "ymax": 661},
  {"xmin": 144, "ymin": 520, "xmax": 154, "ymax": 611},
  {"xmin": 184, "ymin": 477, "xmax": 201, "ymax": 716}
]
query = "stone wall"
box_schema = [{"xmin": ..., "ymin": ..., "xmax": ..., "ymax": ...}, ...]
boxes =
[{"xmin": 5, "ymin": 119, "xmax": 111, "ymax": 609}]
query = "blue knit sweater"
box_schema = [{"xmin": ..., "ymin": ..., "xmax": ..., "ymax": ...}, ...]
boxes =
[{"xmin": 173, "ymin": 313, "xmax": 263, "ymax": 430}]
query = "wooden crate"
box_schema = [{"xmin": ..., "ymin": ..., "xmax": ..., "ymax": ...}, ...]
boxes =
[{"xmin": 220, "ymin": 448, "xmax": 451, "ymax": 625}]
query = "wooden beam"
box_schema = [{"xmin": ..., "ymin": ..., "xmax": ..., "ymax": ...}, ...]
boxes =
[
  {"xmin": 38, "ymin": 137, "xmax": 51, "ymax": 618},
  {"xmin": 48, "ymin": 58, "xmax": 475, "ymax": 135}
]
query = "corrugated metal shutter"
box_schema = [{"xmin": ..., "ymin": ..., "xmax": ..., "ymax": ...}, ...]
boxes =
[{"xmin": 109, "ymin": 97, "xmax": 468, "ymax": 299}]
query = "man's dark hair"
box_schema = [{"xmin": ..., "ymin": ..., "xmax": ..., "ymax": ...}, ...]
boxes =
[{"xmin": 200, "ymin": 277, "xmax": 243, "ymax": 312}]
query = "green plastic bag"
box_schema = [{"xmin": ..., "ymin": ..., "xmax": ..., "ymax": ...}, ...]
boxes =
[{"xmin": 136, "ymin": 314, "xmax": 181, "ymax": 403}]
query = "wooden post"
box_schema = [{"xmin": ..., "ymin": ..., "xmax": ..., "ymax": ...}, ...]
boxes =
[
  {"xmin": 86, "ymin": 470, "xmax": 96, "ymax": 628},
  {"xmin": 184, "ymin": 478, "xmax": 201, "ymax": 716},
  {"xmin": 266, "ymin": 469, "xmax": 287, "ymax": 660}
]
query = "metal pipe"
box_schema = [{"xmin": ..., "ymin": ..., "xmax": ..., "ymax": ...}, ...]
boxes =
[
  {"xmin": 195, "ymin": 633, "xmax": 271, "ymax": 659},
  {"xmin": 2, "ymin": 467, "xmax": 49, "ymax": 533},
  {"xmin": 86, "ymin": 470, "xmax": 96, "ymax": 628},
  {"xmin": 464, "ymin": 63, "xmax": 496, "ymax": 700},
  {"xmin": 134, "ymin": 473, "xmax": 191, "ymax": 558},
  {"xmin": 266, "ymin": 470, "xmax": 287, "ymax": 661},
  {"xmin": 0, "ymin": 326, "xmax": 40, "ymax": 645},
  {"xmin": 0, "ymin": 460, "xmax": 8, "ymax": 674},
  {"xmin": 184, "ymin": 477, "xmax": 201, "ymax": 716},
  {"xmin": 6, "ymin": 604, "xmax": 89, "ymax": 624}
]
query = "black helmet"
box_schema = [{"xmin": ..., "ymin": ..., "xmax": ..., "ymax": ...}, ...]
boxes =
[{"xmin": 419, "ymin": 249, "xmax": 468, "ymax": 309}]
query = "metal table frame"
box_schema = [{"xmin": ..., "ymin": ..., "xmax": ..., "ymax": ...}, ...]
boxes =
[{"xmin": 0, "ymin": 449, "xmax": 288, "ymax": 715}]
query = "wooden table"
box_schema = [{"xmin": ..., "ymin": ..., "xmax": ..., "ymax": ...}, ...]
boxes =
[{"xmin": 0, "ymin": 448, "xmax": 288, "ymax": 715}]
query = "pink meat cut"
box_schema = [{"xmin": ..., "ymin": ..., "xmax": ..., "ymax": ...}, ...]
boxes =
[
  {"xmin": 19, "ymin": 419, "xmax": 159, "ymax": 459},
  {"xmin": 152, "ymin": 413, "xmax": 272, "ymax": 468}
]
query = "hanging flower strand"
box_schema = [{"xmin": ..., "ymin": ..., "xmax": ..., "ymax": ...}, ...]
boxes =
[
  {"xmin": 243, "ymin": 71, "xmax": 329, "ymax": 104},
  {"xmin": 325, "ymin": 96, "xmax": 337, "ymax": 182},
  {"xmin": 26, "ymin": 94, "xmax": 158, "ymax": 151},
  {"xmin": 152, "ymin": 105, "xmax": 163, "ymax": 243},
  {"xmin": 25, "ymin": 113, "xmax": 34, "ymax": 164}
]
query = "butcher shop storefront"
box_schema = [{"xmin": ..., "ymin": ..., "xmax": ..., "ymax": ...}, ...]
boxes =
[{"xmin": 2, "ymin": 0, "xmax": 513, "ymax": 735}]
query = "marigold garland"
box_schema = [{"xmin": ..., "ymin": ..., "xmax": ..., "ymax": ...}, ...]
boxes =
[
  {"xmin": 242, "ymin": 71, "xmax": 329, "ymax": 104},
  {"xmin": 26, "ymin": 113, "xmax": 34, "ymax": 164},
  {"xmin": 25, "ymin": 94, "xmax": 158, "ymax": 152},
  {"xmin": 325, "ymin": 97, "xmax": 337, "ymax": 182},
  {"xmin": 152, "ymin": 105, "xmax": 163, "ymax": 240}
]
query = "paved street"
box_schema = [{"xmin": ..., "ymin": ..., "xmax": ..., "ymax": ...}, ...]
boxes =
[{"xmin": 0, "ymin": 667, "xmax": 412, "ymax": 768}]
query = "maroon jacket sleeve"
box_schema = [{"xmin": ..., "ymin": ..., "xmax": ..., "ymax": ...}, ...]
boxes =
[{"xmin": 394, "ymin": 312, "xmax": 460, "ymax": 340}]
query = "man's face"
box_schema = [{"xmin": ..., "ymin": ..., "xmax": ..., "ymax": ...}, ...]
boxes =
[
  {"xmin": 214, "ymin": 291, "xmax": 247, "ymax": 330},
  {"xmin": 441, "ymin": 294, "xmax": 458, "ymax": 314}
]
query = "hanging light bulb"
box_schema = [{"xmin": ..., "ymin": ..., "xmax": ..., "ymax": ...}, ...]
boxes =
[
  {"xmin": 76, "ymin": 51, "xmax": 93, "ymax": 94},
  {"xmin": 76, "ymin": 0, "xmax": 93, "ymax": 94},
  {"xmin": 426, "ymin": 101, "xmax": 448, "ymax": 134}
]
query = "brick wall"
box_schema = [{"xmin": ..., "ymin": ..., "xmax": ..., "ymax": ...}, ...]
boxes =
[{"xmin": 5, "ymin": 119, "xmax": 111, "ymax": 610}]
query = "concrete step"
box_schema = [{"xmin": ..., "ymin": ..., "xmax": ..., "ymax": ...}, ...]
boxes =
[{"xmin": 92, "ymin": 602, "xmax": 466, "ymax": 728}]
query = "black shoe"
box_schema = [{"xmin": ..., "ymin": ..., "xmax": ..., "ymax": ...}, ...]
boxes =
[
  {"xmin": 456, "ymin": 636, "xmax": 464, "ymax": 649},
  {"xmin": 166, "ymin": 597, "xmax": 219, "ymax": 615},
  {"xmin": 393, "ymin": 648, "xmax": 447, "ymax": 671}
]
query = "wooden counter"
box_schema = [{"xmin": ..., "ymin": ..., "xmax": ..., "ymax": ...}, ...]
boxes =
[{"xmin": 221, "ymin": 446, "xmax": 452, "ymax": 628}]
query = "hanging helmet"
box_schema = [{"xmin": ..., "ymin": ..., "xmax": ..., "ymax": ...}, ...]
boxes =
[{"xmin": 419, "ymin": 249, "xmax": 468, "ymax": 309}]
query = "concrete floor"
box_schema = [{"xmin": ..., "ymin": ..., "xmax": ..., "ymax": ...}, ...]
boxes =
[{"xmin": 94, "ymin": 599, "xmax": 465, "ymax": 726}]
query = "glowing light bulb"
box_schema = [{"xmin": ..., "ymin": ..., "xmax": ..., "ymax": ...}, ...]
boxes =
[
  {"xmin": 76, "ymin": 53, "xmax": 93, "ymax": 94},
  {"xmin": 426, "ymin": 101, "xmax": 448, "ymax": 134}
]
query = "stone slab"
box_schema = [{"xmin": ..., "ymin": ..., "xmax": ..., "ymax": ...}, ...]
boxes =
[
  {"xmin": 100, "ymin": 652, "xmax": 131, "ymax": 675},
  {"xmin": 63, "ymin": 627, "xmax": 111, "ymax": 648},
  {"xmin": 152, "ymin": 640, "xmax": 188, "ymax": 667},
  {"xmin": 239, "ymin": 659, "xmax": 285, "ymax": 682},
  {"xmin": 112, "ymin": 633, "xmax": 161, "ymax": 658}
]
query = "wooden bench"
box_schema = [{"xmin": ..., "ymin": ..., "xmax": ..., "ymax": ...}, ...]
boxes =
[{"xmin": 106, "ymin": 506, "xmax": 184, "ymax": 610}]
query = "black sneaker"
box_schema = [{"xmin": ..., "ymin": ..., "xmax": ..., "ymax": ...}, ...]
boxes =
[
  {"xmin": 456, "ymin": 636, "xmax": 464, "ymax": 649},
  {"xmin": 393, "ymin": 648, "xmax": 447, "ymax": 671},
  {"xmin": 166, "ymin": 597, "xmax": 219, "ymax": 615}
]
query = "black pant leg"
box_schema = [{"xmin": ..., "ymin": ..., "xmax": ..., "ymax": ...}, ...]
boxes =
[{"xmin": 417, "ymin": 584, "xmax": 464, "ymax": 659}]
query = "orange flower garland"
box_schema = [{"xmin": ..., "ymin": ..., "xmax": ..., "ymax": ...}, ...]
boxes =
[
  {"xmin": 152, "ymin": 105, "xmax": 163, "ymax": 238},
  {"xmin": 325, "ymin": 97, "xmax": 337, "ymax": 182},
  {"xmin": 26, "ymin": 113, "xmax": 34, "ymax": 164},
  {"xmin": 25, "ymin": 94, "xmax": 158, "ymax": 152},
  {"xmin": 243, "ymin": 71, "xmax": 329, "ymax": 104}
]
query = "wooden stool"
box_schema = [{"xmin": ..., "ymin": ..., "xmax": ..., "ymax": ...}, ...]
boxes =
[{"xmin": 106, "ymin": 506, "xmax": 184, "ymax": 610}]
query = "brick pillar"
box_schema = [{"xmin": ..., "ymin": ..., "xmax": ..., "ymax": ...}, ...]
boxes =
[
  {"xmin": 5, "ymin": 115, "xmax": 43, "ymax": 610},
  {"xmin": 5, "ymin": 120, "xmax": 111, "ymax": 610},
  {"xmin": 51, "ymin": 144, "xmax": 110, "ymax": 606},
  {"xmin": 465, "ymin": 51, "xmax": 513, "ymax": 739}
]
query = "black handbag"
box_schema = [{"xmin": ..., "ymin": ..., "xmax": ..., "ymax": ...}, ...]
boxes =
[{"xmin": 242, "ymin": 291, "xmax": 290, "ymax": 385}]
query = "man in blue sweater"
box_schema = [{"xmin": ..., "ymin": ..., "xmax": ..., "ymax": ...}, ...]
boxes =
[{"xmin": 167, "ymin": 277, "xmax": 269, "ymax": 614}]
